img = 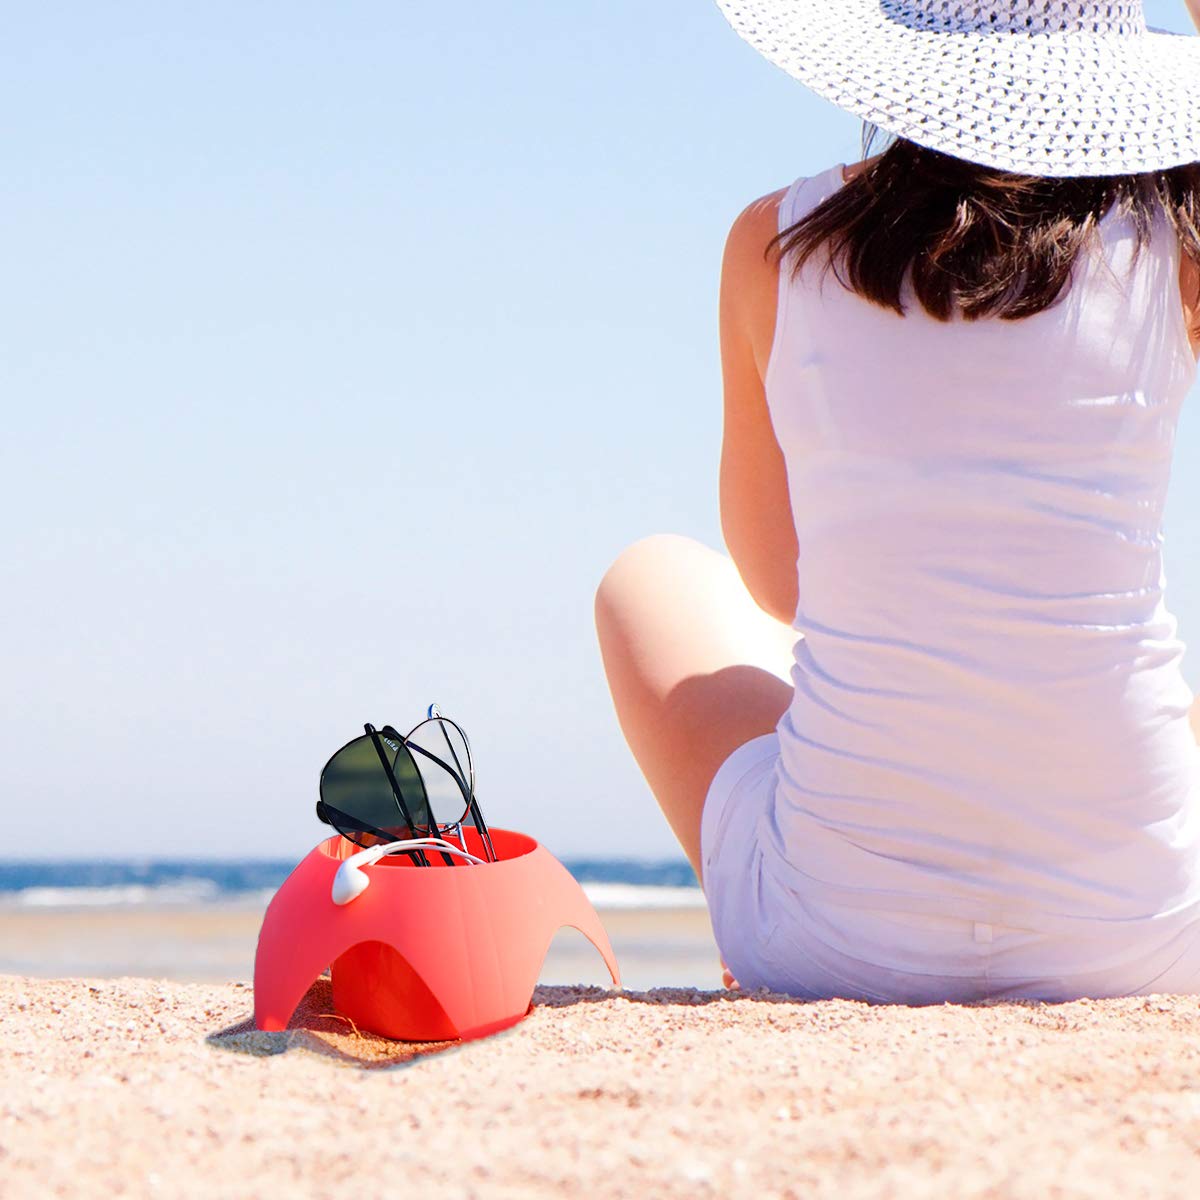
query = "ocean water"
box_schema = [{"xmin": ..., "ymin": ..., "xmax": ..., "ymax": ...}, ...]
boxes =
[
  {"xmin": 0, "ymin": 858, "xmax": 719, "ymax": 989},
  {"xmin": 0, "ymin": 857, "xmax": 705, "ymax": 912}
]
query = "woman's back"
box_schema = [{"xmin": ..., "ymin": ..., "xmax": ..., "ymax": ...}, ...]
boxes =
[
  {"xmin": 763, "ymin": 163, "xmax": 1200, "ymax": 968},
  {"xmin": 599, "ymin": 0, "xmax": 1200, "ymax": 1004}
]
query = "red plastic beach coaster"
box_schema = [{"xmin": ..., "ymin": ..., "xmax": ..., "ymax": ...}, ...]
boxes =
[{"xmin": 253, "ymin": 828, "xmax": 621, "ymax": 1042}]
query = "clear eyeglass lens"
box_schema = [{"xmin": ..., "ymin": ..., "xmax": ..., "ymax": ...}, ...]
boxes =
[{"xmin": 404, "ymin": 716, "xmax": 474, "ymax": 829}]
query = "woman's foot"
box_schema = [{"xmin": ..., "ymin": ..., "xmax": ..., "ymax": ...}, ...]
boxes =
[{"xmin": 721, "ymin": 961, "xmax": 740, "ymax": 990}]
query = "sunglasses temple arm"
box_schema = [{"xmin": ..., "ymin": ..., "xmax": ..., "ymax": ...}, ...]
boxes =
[
  {"xmin": 441, "ymin": 741, "xmax": 494, "ymax": 860},
  {"xmin": 400, "ymin": 739, "xmax": 475, "ymax": 864},
  {"xmin": 318, "ymin": 803, "xmax": 427, "ymax": 865},
  {"xmin": 404, "ymin": 741, "xmax": 496, "ymax": 861},
  {"xmin": 365, "ymin": 730, "xmax": 438, "ymax": 866},
  {"xmin": 472, "ymin": 801, "xmax": 497, "ymax": 862},
  {"xmin": 371, "ymin": 734, "xmax": 462, "ymax": 867}
]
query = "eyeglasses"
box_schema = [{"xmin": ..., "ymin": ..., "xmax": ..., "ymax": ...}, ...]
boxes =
[{"xmin": 315, "ymin": 704, "xmax": 496, "ymax": 865}]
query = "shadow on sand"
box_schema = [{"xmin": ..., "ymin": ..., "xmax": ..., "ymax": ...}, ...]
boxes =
[
  {"xmin": 205, "ymin": 979, "xmax": 766, "ymax": 1068},
  {"xmin": 206, "ymin": 975, "xmax": 463, "ymax": 1070},
  {"xmin": 208, "ymin": 978, "xmax": 1052, "ymax": 1069}
]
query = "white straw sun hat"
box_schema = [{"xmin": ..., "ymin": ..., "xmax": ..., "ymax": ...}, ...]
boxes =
[{"xmin": 714, "ymin": 1, "xmax": 1200, "ymax": 177}]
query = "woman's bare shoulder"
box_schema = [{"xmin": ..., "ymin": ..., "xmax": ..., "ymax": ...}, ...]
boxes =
[
  {"xmin": 724, "ymin": 161, "xmax": 859, "ymax": 265},
  {"xmin": 723, "ymin": 186, "xmax": 789, "ymax": 268},
  {"xmin": 721, "ymin": 167, "xmax": 841, "ymax": 366},
  {"xmin": 721, "ymin": 162, "xmax": 859, "ymax": 369},
  {"xmin": 721, "ymin": 165, "xmax": 845, "ymax": 320},
  {"xmin": 720, "ymin": 188, "xmax": 789, "ymax": 368}
]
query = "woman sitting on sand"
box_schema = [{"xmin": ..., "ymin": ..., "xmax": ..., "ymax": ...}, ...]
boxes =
[{"xmin": 595, "ymin": 0, "xmax": 1200, "ymax": 1003}]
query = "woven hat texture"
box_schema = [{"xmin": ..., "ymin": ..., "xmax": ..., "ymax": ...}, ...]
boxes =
[{"xmin": 715, "ymin": 0, "xmax": 1200, "ymax": 176}]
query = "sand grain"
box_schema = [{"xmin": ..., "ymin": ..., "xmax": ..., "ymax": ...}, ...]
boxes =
[{"xmin": 2, "ymin": 975, "xmax": 1199, "ymax": 1198}]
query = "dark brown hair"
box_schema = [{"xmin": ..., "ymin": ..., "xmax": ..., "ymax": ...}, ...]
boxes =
[{"xmin": 770, "ymin": 137, "xmax": 1200, "ymax": 322}]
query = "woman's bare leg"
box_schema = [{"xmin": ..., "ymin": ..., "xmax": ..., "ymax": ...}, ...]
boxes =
[
  {"xmin": 599, "ymin": 536, "xmax": 1200, "ymax": 988},
  {"xmin": 594, "ymin": 533, "xmax": 796, "ymax": 880}
]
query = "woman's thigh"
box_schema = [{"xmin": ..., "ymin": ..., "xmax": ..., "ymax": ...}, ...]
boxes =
[{"xmin": 594, "ymin": 533, "xmax": 795, "ymax": 879}]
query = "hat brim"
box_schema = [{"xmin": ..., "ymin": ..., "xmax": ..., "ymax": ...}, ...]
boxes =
[{"xmin": 716, "ymin": 0, "xmax": 1200, "ymax": 176}]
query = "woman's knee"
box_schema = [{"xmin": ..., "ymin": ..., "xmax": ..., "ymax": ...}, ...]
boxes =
[{"xmin": 595, "ymin": 534, "xmax": 719, "ymax": 619}]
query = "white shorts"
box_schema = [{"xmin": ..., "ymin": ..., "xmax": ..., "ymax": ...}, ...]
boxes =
[{"xmin": 699, "ymin": 733, "xmax": 1200, "ymax": 1002}]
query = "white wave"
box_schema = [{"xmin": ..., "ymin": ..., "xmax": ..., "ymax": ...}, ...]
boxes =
[
  {"xmin": 1, "ymin": 878, "xmax": 704, "ymax": 912},
  {"xmin": 581, "ymin": 882, "xmax": 706, "ymax": 910},
  {"xmin": 7, "ymin": 879, "xmax": 226, "ymax": 909}
]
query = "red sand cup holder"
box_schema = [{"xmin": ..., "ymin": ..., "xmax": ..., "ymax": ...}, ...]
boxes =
[{"xmin": 253, "ymin": 828, "xmax": 621, "ymax": 1042}]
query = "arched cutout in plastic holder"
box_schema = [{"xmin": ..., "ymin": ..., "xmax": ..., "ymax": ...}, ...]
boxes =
[{"xmin": 254, "ymin": 828, "xmax": 622, "ymax": 1042}]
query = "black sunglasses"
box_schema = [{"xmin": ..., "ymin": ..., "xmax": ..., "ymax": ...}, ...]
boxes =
[{"xmin": 315, "ymin": 707, "xmax": 496, "ymax": 865}]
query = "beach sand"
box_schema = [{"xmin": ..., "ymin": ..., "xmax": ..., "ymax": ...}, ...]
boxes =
[{"xmin": 3, "ymin": 974, "xmax": 1199, "ymax": 1198}]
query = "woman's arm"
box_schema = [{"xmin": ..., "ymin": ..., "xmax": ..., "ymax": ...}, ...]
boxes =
[
  {"xmin": 1186, "ymin": 0, "xmax": 1200, "ymax": 33},
  {"xmin": 718, "ymin": 191, "xmax": 800, "ymax": 626}
]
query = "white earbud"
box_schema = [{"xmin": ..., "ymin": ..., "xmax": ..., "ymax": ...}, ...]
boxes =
[
  {"xmin": 331, "ymin": 838, "xmax": 489, "ymax": 906},
  {"xmin": 331, "ymin": 859, "xmax": 374, "ymax": 906}
]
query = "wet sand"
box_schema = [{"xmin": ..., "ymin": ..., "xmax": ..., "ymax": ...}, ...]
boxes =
[{"xmin": 0, "ymin": 903, "xmax": 722, "ymax": 990}]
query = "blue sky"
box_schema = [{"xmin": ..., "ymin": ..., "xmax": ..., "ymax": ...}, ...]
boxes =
[{"xmin": 4, "ymin": 1, "xmax": 1199, "ymax": 861}]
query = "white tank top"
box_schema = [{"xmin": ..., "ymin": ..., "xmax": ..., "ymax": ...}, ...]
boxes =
[{"xmin": 765, "ymin": 164, "xmax": 1200, "ymax": 949}]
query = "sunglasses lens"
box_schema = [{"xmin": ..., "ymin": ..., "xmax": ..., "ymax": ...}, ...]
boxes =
[
  {"xmin": 405, "ymin": 716, "xmax": 474, "ymax": 829},
  {"xmin": 319, "ymin": 734, "xmax": 423, "ymax": 846}
]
